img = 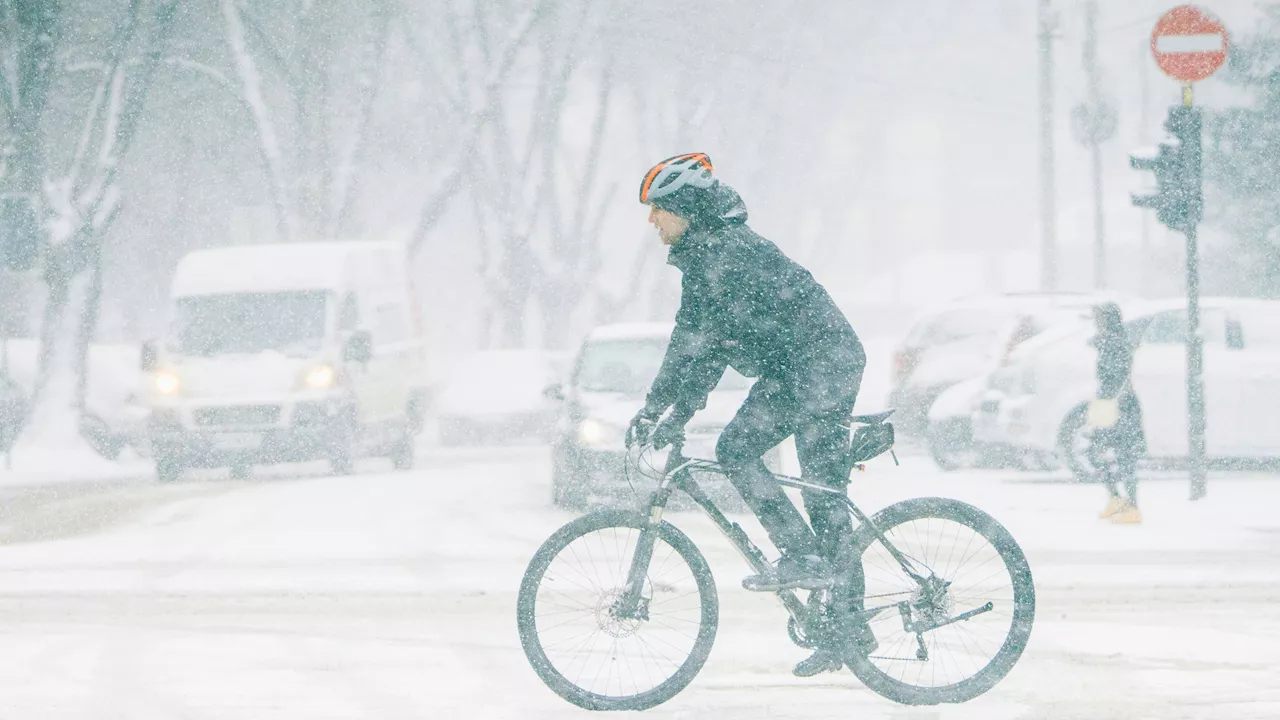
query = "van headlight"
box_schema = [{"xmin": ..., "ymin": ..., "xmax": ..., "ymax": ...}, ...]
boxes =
[
  {"xmin": 577, "ymin": 418, "xmax": 623, "ymax": 448},
  {"xmin": 154, "ymin": 370, "xmax": 181, "ymax": 395},
  {"xmin": 303, "ymin": 364, "xmax": 336, "ymax": 389}
]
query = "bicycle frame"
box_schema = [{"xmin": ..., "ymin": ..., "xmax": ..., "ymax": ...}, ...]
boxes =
[{"xmin": 614, "ymin": 441, "xmax": 928, "ymax": 628}]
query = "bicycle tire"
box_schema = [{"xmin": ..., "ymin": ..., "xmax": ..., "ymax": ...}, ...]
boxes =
[
  {"xmin": 517, "ymin": 509, "xmax": 718, "ymax": 711},
  {"xmin": 843, "ymin": 497, "xmax": 1036, "ymax": 705}
]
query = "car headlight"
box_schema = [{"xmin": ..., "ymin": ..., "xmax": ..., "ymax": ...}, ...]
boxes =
[
  {"xmin": 577, "ymin": 418, "xmax": 623, "ymax": 448},
  {"xmin": 154, "ymin": 370, "xmax": 180, "ymax": 395},
  {"xmin": 303, "ymin": 364, "xmax": 336, "ymax": 389}
]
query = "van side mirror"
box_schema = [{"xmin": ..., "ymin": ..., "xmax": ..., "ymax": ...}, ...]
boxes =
[
  {"xmin": 344, "ymin": 330, "xmax": 373, "ymax": 364},
  {"xmin": 542, "ymin": 382, "xmax": 565, "ymax": 402},
  {"xmin": 140, "ymin": 339, "xmax": 158, "ymax": 372}
]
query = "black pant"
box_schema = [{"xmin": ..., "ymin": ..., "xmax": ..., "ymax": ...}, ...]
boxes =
[
  {"xmin": 715, "ymin": 353, "xmax": 863, "ymax": 565},
  {"xmin": 1090, "ymin": 391, "xmax": 1145, "ymax": 507}
]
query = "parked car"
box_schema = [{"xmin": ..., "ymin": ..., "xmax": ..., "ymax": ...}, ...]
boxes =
[
  {"xmin": 925, "ymin": 376, "xmax": 1037, "ymax": 471},
  {"xmin": 891, "ymin": 293, "xmax": 1114, "ymax": 437},
  {"xmin": 547, "ymin": 322, "xmax": 778, "ymax": 509},
  {"xmin": 79, "ymin": 401, "xmax": 149, "ymax": 460},
  {"xmin": 976, "ymin": 297, "xmax": 1280, "ymax": 481},
  {"xmin": 434, "ymin": 350, "xmax": 562, "ymax": 445}
]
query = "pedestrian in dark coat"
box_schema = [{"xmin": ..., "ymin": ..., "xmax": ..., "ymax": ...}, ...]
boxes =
[{"xmin": 1090, "ymin": 302, "xmax": 1145, "ymax": 524}]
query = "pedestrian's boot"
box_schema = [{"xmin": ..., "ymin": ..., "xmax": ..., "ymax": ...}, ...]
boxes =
[
  {"xmin": 1110, "ymin": 505, "xmax": 1142, "ymax": 524},
  {"xmin": 1098, "ymin": 496, "xmax": 1128, "ymax": 519}
]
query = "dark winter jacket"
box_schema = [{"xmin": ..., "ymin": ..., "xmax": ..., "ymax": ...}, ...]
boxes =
[
  {"xmin": 643, "ymin": 184, "xmax": 864, "ymax": 422},
  {"xmin": 1093, "ymin": 305, "xmax": 1145, "ymax": 453},
  {"xmin": 1096, "ymin": 332, "xmax": 1132, "ymax": 400}
]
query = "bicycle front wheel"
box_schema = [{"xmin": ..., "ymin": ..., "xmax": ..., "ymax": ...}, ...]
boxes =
[
  {"xmin": 516, "ymin": 509, "xmax": 718, "ymax": 711},
  {"xmin": 844, "ymin": 498, "xmax": 1036, "ymax": 705}
]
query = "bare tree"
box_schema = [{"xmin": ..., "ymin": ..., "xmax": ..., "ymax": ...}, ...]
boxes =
[
  {"xmin": 219, "ymin": 0, "xmax": 396, "ymax": 242},
  {"xmin": 1, "ymin": 0, "xmax": 181, "ymax": 442},
  {"xmin": 217, "ymin": 0, "xmax": 543, "ymax": 251},
  {"xmin": 405, "ymin": 0, "xmax": 544, "ymax": 257},
  {"xmin": 463, "ymin": 0, "xmax": 621, "ymax": 348}
]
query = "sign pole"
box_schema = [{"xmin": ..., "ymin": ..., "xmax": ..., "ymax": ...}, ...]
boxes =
[
  {"xmin": 1141, "ymin": 5, "xmax": 1224, "ymax": 500},
  {"xmin": 1037, "ymin": 0, "xmax": 1058, "ymax": 291},
  {"xmin": 1182, "ymin": 81, "xmax": 1207, "ymax": 500},
  {"xmin": 1187, "ymin": 219, "xmax": 1206, "ymax": 499}
]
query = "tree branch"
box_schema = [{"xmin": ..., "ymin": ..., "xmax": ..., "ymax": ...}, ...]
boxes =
[
  {"xmin": 408, "ymin": 0, "xmax": 545, "ymax": 256},
  {"xmin": 237, "ymin": 2, "xmax": 303, "ymax": 98},
  {"xmin": 63, "ymin": 0, "xmax": 144, "ymax": 235},
  {"xmin": 163, "ymin": 56, "xmax": 235, "ymax": 91},
  {"xmin": 394, "ymin": 11, "xmax": 462, "ymax": 115},
  {"xmin": 332, "ymin": 0, "xmax": 394, "ymax": 237},
  {"xmin": 567, "ymin": 63, "xmax": 612, "ymax": 255},
  {"xmin": 222, "ymin": 0, "xmax": 295, "ymax": 243}
]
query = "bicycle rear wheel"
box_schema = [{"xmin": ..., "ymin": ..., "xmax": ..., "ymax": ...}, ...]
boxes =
[
  {"xmin": 517, "ymin": 509, "xmax": 718, "ymax": 711},
  {"xmin": 844, "ymin": 498, "xmax": 1035, "ymax": 705}
]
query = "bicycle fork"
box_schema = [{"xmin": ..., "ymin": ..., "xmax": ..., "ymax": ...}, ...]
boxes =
[{"xmin": 613, "ymin": 457, "xmax": 685, "ymax": 621}]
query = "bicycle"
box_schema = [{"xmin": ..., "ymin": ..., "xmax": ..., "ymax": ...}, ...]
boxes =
[{"xmin": 517, "ymin": 410, "xmax": 1036, "ymax": 710}]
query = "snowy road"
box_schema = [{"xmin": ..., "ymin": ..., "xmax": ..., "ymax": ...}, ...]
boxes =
[{"xmin": 0, "ymin": 448, "xmax": 1277, "ymax": 719}]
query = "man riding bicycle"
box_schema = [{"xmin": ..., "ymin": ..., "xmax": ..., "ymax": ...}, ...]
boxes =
[{"xmin": 627, "ymin": 153, "xmax": 871, "ymax": 677}]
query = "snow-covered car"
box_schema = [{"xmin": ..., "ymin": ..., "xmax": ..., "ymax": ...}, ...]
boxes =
[
  {"xmin": 977, "ymin": 297, "xmax": 1280, "ymax": 481},
  {"xmin": 80, "ymin": 394, "xmax": 151, "ymax": 460},
  {"xmin": 890, "ymin": 293, "xmax": 1112, "ymax": 435},
  {"xmin": 924, "ymin": 376, "xmax": 1046, "ymax": 471},
  {"xmin": 434, "ymin": 350, "xmax": 562, "ymax": 445},
  {"xmin": 547, "ymin": 322, "xmax": 778, "ymax": 509}
]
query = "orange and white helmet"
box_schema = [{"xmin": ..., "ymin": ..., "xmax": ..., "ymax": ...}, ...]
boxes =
[{"xmin": 638, "ymin": 153, "xmax": 716, "ymax": 204}]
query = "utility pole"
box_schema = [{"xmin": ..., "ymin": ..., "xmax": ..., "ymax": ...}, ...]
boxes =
[
  {"xmin": 1139, "ymin": 38, "xmax": 1152, "ymax": 297},
  {"xmin": 1084, "ymin": 1, "xmax": 1106, "ymax": 289},
  {"xmin": 1038, "ymin": 0, "xmax": 1058, "ymax": 291}
]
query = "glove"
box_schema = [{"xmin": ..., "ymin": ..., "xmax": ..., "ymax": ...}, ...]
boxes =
[
  {"xmin": 625, "ymin": 409, "xmax": 659, "ymax": 449},
  {"xmin": 650, "ymin": 416, "xmax": 687, "ymax": 450}
]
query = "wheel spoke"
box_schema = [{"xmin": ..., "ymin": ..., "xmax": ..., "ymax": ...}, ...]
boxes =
[
  {"xmin": 851, "ymin": 504, "xmax": 1032, "ymax": 700},
  {"xmin": 520, "ymin": 516, "xmax": 713, "ymax": 709}
]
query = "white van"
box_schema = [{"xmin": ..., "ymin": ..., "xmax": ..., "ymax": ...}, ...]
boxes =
[{"xmin": 143, "ymin": 241, "xmax": 428, "ymax": 481}]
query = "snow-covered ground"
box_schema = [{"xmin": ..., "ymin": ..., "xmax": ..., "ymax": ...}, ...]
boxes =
[{"xmin": 0, "ymin": 447, "xmax": 1275, "ymax": 719}]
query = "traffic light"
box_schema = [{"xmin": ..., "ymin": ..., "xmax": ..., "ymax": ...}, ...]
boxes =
[{"xmin": 1130, "ymin": 105, "xmax": 1202, "ymax": 233}]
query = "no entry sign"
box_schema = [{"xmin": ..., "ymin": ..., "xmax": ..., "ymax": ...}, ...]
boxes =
[{"xmin": 1151, "ymin": 5, "xmax": 1229, "ymax": 83}]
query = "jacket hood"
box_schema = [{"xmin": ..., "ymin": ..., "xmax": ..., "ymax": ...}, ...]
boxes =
[
  {"xmin": 653, "ymin": 181, "xmax": 748, "ymax": 228},
  {"xmin": 664, "ymin": 183, "xmax": 748, "ymax": 271},
  {"xmin": 696, "ymin": 182, "xmax": 748, "ymax": 227}
]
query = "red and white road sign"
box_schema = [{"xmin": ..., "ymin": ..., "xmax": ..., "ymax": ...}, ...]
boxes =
[{"xmin": 1151, "ymin": 5, "xmax": 1229, "ymax": 83}]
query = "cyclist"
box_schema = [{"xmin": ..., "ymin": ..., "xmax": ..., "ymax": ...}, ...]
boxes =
[{"xmin": 627, "ymin": 153, "xmax": 871, "ymax": 677}]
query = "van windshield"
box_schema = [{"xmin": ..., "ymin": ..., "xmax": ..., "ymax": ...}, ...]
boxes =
[{"xmin": 170, "ymin": 291, "xmax": 328, "ymax": 357}]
